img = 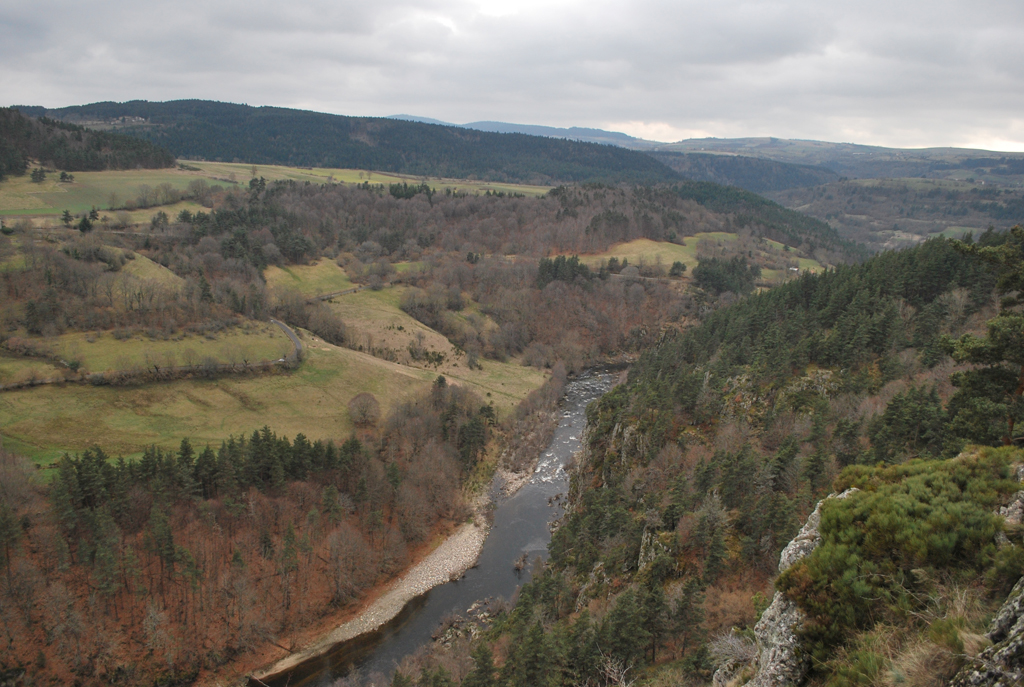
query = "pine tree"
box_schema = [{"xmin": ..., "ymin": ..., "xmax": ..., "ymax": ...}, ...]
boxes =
[
  {"xmin": 641, "ymin": 581, "xmax": 669, "ymax": 661},
  {"xmin": 944, "ymin": 226, "xmax": 1024, "ymax": 445},
  {"xmin": 0, "ymin": 502, "xmax": 19, "ymax": 589},
  {"xmin": 602, "ymin": 588, "xmax": 651, "ymax": 667},
  {"xmin": 462, "ymin": 642, "xmax": 497, "ymax": 687},
  {"xmin": 703, "ymin": 528, "xmax": 726, "ymax": 584},
  {"xmin": 673, "ymin": 577, "xmax": 707, "ymax": 655},
  {"xmin": 505, "ymin": 620, "xmax": 557, "ymax": 687}
]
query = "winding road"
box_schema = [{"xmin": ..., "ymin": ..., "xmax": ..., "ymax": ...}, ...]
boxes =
[{"xmin": 269, "ymin": 318, "xmax": 303, "ymax": 361}]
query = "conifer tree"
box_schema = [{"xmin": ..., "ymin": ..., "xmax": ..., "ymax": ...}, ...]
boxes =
[{"xmin": 462, "ymin": 642, "xmax": 497, "ymax": 687}]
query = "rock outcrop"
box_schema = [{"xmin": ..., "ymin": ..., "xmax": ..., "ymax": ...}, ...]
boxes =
[
  {"xmin": 948, "ymin": 466, "xmax": 1024, "ymax": 687},
  {"xmin": 713, "ymin": 488, "xmax": 857, "ymax": 687},
  {"xmin": 948, "ymin": 577, "xmax": 1024, "ymax": 687}
]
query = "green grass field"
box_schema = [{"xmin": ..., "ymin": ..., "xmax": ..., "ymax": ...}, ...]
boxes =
[
  {"xmin": 0, "ymin": 342, "xmax": 430, "ymax": 466},
  {"xmin": 189, "ymin": 162, "xmax": 552, "ymax": 198},
  {"xmin": 265, "ymin": 258, "xmax": 355, "ymax": 297},
  {"xmin": 574, "ymin": 236, "xmax": 825, "ymax": 284},
  {"xmin": 2, "ymin": 324, "xmax": 291, "ymax": 387},
  {"xmin": 938, "ymin": 226, "xmax": 981, "ymax": 239},
  {"xmin": 0, "ymin": 353, "xmax": 62, "ymax": 386},
  {"xmin": 0, "ymin": 326, "xmax": 547, "ymax": 468},
  {"xmin": 0, "ymin": 169, "xmax": 216, "ymax": 217},
  {"xmin": 323, "ymin": 286, "xmax": 548, "ymax": 413},
  {"xmin": 0, "ymin": 162, "xmax": 551, "ymax": 227},
  {"xmin": 48, "ymin": 323, "xmax": 292, "ymax": 373},
  {"xmin": 118, "ymin": 251, "xmax": 187, "ymax": 289},
  {"xmin": 575, "ymin": 238, "xmax": 698, "ymax": 270},
  {"xmin": 393, "ymin": 261, "xmax": 426, "ymax": 274}
]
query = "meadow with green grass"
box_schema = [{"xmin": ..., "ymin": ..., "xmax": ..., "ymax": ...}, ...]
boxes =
[
  {"xmin": 0, "ymin": 342, "xmax": 429, "ymax": 467},
  {"xmin": 265, "ymin": 257, "xmax": 355, "ymax": 297},
  {"xmin": 0, "ymin": 160, "xmax": 551, "ymax": 229},
  {"xmin": 0, "ymin": 168, "xmax": 211, "ymax": 216},
  {"xmin": 44, "ymin": 323, "xmax": 291, "ymax": 374},
  {"xmin": 0, "ymin": 327, "xmax": 547, "ymax": 469},
  {"xmin": 0, "ymin": 352, "xmax": 62, "ymax": 386},
  {"xmin": 574, "ymin": 234, "xmax": 825, "ymax": 276},
  {"xmin": 191, "ymin": 161, "xmax": 552, "ymax": 196},
  {"xmin": 321, "ymin": 284, "xmax": 548, "ymax": 414}
]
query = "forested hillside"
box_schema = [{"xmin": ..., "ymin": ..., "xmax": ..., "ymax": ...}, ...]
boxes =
[
  {"xmin": 0, "ymin": 108, "xmax": 174, "ymax": 180},
  {"xmin": 649, "ymin": 152, "xmax": 839, "ymax": 193},
  {"xmin": 662, "ymin": 137, "xmax": 1024, "ymax": 185},
  {"xmin": 0, "ymin": 372, "xmax": 525, "ymax": 685},
  {"xmin": 3, "ymin": 176, "xmax": 850, "ymax": 369},
  {"xmin": 770, "ymin": 178, "xmax": 1024, "ymax": 251},
  {"xmin": 16, "ymin": 101, "xmax": 679, "ymax": 186},
  {"xmin": 392, "ymin": 227, "xmax": 1024, "ymax": 687}
]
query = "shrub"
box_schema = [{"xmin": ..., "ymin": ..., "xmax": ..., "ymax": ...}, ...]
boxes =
[{"xmin": 776, "ymin": 448, "xmax": 1020, "ymax": 665}]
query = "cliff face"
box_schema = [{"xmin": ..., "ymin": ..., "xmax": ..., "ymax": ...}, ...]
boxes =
[
  {"xmin": 714, "ymin": 489, "xmax": 858, "ymax": 687},
  {"xmin": 950, "ymin": 476, "xmax": 1024, "ymax": 687}
]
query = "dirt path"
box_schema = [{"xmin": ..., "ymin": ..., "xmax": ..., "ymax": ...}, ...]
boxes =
[{"xmin": 253, "ymin": 521, "xmax": 487, "ymax": 682}]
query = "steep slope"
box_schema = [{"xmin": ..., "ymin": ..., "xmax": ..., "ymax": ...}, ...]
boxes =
[{"xmin": 433, "ymin": 231, "xmax": 1021, "ymax": 687}]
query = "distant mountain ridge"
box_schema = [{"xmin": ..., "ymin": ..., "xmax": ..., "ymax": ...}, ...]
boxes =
[
  {"xmin": 13, "ymin": 101, "xmax": 680, "ymax": 186},
  {"xmin": 662, "ymin": 136, "xmax": 1024, "ymax": 181},
  {"xmin": 389, "ymin": 115, "xmax": 1024, "ymax": 185},
  {"xmin": 387, "ymin": 114, "xmax": 662, "ymax": 148}
]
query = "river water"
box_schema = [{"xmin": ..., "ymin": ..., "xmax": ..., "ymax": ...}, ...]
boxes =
[{"xmin": 266, "ymin": 371, "xmax": 614, "ymax": 687}]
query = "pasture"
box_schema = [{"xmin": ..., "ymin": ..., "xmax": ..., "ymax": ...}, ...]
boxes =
[
  {"xmin": 0, "ymin": 342, "xmax": 429, "ymax": 466},
  {"xmin": 188, "ymin": 161, "xmax": 552, "ymax": 197},
  {"xmin": 0, "ymin": 161, "xmax": 551, "ymax": 228},
  {"xmin": 265, "ymin": 258, "xmax": 355, "ymax": 298},
  {"xmin": 0, "ymin": 328, "xmax": 547, "ymax": 468},
  {"xmin": 321, "ymin": 285, "xmax": 547, "ymax": 415},
  {"xmin": 50, "ymin": 323, "xmax": 292, "ymax": 374},
  {"xmin": 0, "ymin": 168, "xmax": 216, "ymax": 217}
]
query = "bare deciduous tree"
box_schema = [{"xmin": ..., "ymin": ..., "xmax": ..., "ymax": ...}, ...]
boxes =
[{"xmin": 349, "ymin": 392, "xmax": 381, "ymax": 427}]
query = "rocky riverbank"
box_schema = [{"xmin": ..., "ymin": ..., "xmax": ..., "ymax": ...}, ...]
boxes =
[{"xmin": 252, "ymin": 521, "xmax": 488, "ymax": 683}]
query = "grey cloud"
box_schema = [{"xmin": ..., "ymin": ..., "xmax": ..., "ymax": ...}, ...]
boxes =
[{"xmin": 3, "ymin": 0, "xmax": 1024, "ymax": 148}]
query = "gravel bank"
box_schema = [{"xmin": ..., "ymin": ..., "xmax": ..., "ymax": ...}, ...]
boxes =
[{"xmin": 254, "ymin": 521, "xmax": 487, "ymax": 682}]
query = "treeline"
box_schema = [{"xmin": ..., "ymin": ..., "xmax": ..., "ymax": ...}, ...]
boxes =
[
  {"xmin": 384, "ymin": 229, "xmax": 1024, "ymax": 687},
  {"xmin": 21, "ymin": 100, "xmax": 680, "ymax": 186},
  {"xmin": 0, "ymin": 377, "xmax": 492, "ymax": 684},
  {"xmin": 691, "ymin": 255, "xmax": 761, "ymax": 295},
  {"xmin": 267, "ymin": 177, "xmax": 859, "ymax": 264},
  {"xmin": 0, "ymin": 108, "xmax": 174, "ymax": 179}
]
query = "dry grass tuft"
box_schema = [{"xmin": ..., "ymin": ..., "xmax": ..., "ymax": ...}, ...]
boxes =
[{"xmin": 883, "ymin": 639, "xmax": 962, "ymax": 687}]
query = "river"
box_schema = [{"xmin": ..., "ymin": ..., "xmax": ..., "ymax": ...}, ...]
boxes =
[{"xmin": 264, "ymin": 371, "xmax": 615, "ymax": 687}]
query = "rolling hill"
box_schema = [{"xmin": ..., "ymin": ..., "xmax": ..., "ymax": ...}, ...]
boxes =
[
  {"xmin": 15, "ymin": 101, "xmax": 681, "ymax": 186},
  {"xmin": 661, "ymin": 136, "xmax": 1024, "ymax": 183},
  {"xmin": 0, "ymin": 107, "xmax": 174, "ymax": 179}
]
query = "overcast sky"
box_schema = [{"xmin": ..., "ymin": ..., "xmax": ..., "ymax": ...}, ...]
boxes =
[{"xmin": 3, "ymin": 0, "xmax": 1024, "ymax": 150}]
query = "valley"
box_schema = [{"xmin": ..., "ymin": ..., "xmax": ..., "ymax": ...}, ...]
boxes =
[{"xmin": 2, "ymin": 102, "xmax": 1024, "ymax": 687}]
